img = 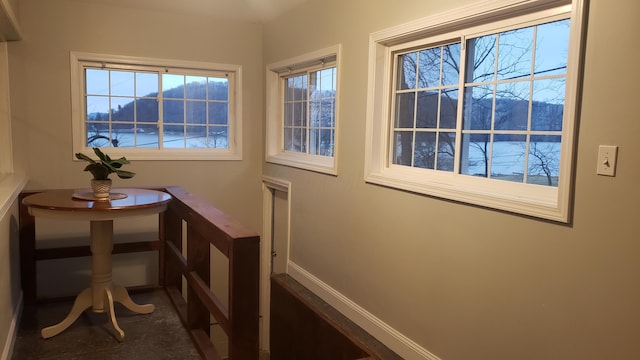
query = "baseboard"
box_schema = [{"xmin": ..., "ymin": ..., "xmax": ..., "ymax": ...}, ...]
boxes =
[
  {"xmin": 287, "ymin": 261, "xmax": 441, "ymax": 360},
  {"xmin": 1, "ymin": 290, "xmax": 23, "ymax": 360}
]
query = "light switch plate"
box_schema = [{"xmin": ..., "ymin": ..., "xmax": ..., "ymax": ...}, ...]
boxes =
[{"xmin": 597, "ymin": 145, "xmax": 618, "ymax": 176}]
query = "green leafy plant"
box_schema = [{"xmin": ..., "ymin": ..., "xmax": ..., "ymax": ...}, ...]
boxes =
[{"xmin": 75, "ymin": 147, "xmax": 135, "ymax": 180}]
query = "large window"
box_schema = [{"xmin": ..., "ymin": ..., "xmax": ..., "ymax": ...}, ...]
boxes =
[
  {"xmin": 71, "ymin": 52, "xmax": 242, "ymax": 160},
  {"xmin": 365, "ymin": 0, "xmax": 586, "ymax": 222},
  {"xmin": 266, "ymin": 45, "xmax": 340, "ymax": 175}
]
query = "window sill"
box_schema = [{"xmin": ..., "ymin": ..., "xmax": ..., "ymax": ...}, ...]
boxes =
[
  {"xmin": 0, "ymin": 173, "xmax": 28, "ymax": 220},
  {"xmin": 365, "ymin": 168, "xmax": 568, "ymax": 222},
  {"xmin": 267, "ymin": 152, "xmax": 337, "ymax": 176}
]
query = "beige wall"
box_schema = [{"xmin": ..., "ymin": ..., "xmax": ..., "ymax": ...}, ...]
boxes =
[
  {"xmin": 8, "ymin": 0, "xmax": 264, "ymax": 232},
  {"xmin": 263, "ymin": 0, "xmax": 640, "ymax": 359}
]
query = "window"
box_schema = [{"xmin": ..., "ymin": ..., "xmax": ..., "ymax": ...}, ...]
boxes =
[
  {"xmin": 266, "ymin": 45, "xmax": 340, "ymax": 175},
  {"xmin": 71, "ymin": 52, "xmax": 242, "ymax": 160},
  {"xmin": 365, "ymin": 0, "xmax": 586, "ymax": 222}
]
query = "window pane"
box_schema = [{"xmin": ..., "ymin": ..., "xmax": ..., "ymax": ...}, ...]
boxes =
[
  {"xmin": 462, "ymin": 85, "xmax": 493, "ymax": 130},
  {"xmin": 323, "ymin": 99, "xmax": 335, "ymax": 127},
  {"xmin": 492, "ymin": 134, "xmax": 526, "ymax": 182},
  {"xmin": 135, "ymin": 127, "xmax": 159, "ymax": 149},
  {"xmin": 395, "ymin": 93, "xmax": 415, "ymax": 128},
  {"xmin": 110, "ymin": 71, "xmax": 135, "ymax": 96},
  {"xmin": 86, "ymin": 96, "xmax": 109, "ymax": 120},
  {"xmin": 309, "ymin": 128, "xmax": 321, "ymax": 155},
  {"xmin": 136, "ymin": 98, "xmax": 158, "ymax": 122},
  {"xmin": 294, "ymin": 75, "xmax": 307, "ymax": 101},
  {"xmin": 535, "ymin": 19, "xmax": 570, "ymax": 76},
  {"xmin": 293, "ymin": 102, "xmax": 306, "ymax": 127},
  {"xmin": 111, "ymin": 97, "xmax": 134, "ymax": 122},
  {"xmin": 416, "ymin": 91, "xmax": 438, "ymax": 128},
  {"xmin": 440, "ymin": 89, "xmax": 458, "ymax": 129},
  {"xmin": 87, "ymin": 130, "xmax": 112, "ymax": 147},
  {"xmin": 206, "ymin": 127, "xmax": 228, "ymax": 148},
  {"xmin": 528, "ymin": 135, "xmax": 561, "ymax": 186},
  {"xmin": 186, "ymin": 101, "xmax": 206, "ymax": 124},
  {"xmin": 494, "ymin": 81, "xmax": 529, "ymax": 130},
  {"xmin": 208, "ymin": 103, "xmax": 228, "ymax": 125},
  {"xmin": 163, "ymin": 99, "xmax": 184, "ymax": 124},
  {"xmin": 208, "ymin": 78, "xmax": 228, "ymax": 101},
  {"xmin": 497, "ymin": 27, "xmax": 533, "ymax": 80},
  {"xmin": 186, "ymin": 76, "xmax": 207, "ymax": 100},
  {"xmin": 310, "ymin": 100, "xmax": 321, "ymax": 127},
  {"xmin": 394, "ymin": 131, "xmax": 413, "ymax": 166},
  {"xmin": 163, "ymin": 125, "xmax": 184, "ymax": 148},
  {"xmin": 293, "ymin": 128, "xmax": 306, "ymax": 152},
  {"xmin": 163, "ymin": 74, "xmax": 185, "ymax": 97},
  {"xmin": 136, "ymin": 72, "xmax": 158, "ymax": 97},
  {"xmin": 284, "ymin": 128, "xmax": 293, "ymax": 152},
  {"xmin": 397, "ymin": 52, "xmax": 417, "ymax": 90},
  {"xmin": 460, "ymin": 133, "xmax": 490, "ymax": 177},
  {"xmin": 86, "ymin": 69, "xmax": 109, "ymax": 95},
  {"xmin": 319, "ymin": 68, "xmax": 335, "ymax": 95},
  {"xmin": 441, "ymin": 43, "xmax": 461, "ymax": 86},
  {"xmin": 532, "ymin": 78, "xmax": 565, "ymax": 131},
  {"xmin": 466, "ymin": 34, "xmax": 496, "ymax": 83},
  {"xmin": 284, "ymin": 103, "xmax": 294, "ymax": 127},
  {"xmin": 437, "ymin": 132, "xmax": 456, "ymax": 171},
  {"xmin": 185, "ymin": 125, "xmax": 207, "ymax": 148},
  {"xmin": 418, "ymin": 48, "xmax": 440, "ymax": 88},
  {"xmin": 414, "ymin": 132, "xmax": 436, "ymax": 169},
  {"xmin": 320, "ymin": 129, "xmax": 334, "ymax": 157}
]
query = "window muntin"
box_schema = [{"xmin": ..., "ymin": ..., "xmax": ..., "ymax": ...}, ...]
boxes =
[
  {"xmin": 71, "ymin": 52, "xmax": 242, "ymax": 160},
  {"xmin": 283, "ymin": 66, "xmax": 336, "ymax": 157},
  {"xmin": 391, "ymin": 18, "xmax": 569, "ymax": 187}
]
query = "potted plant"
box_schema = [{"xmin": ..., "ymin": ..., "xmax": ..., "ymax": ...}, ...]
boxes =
[{"xmin": 75, "ymin": 147, "xmax": 135, "ymax": 198}]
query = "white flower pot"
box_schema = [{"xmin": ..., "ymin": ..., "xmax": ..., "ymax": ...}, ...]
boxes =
[{"xmin": 91, "ymin": 179, "xmax": 112, "ymax": 198}]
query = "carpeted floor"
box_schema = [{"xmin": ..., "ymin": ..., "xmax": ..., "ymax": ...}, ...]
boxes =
[{"xmin": 11, "ymin": 289, "xmax": 201, "ymax": 360}]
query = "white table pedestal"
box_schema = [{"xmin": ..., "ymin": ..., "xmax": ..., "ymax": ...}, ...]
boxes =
[{"xmin": 41, "ymin": 220, "xmax": 155, "ymax": 341}]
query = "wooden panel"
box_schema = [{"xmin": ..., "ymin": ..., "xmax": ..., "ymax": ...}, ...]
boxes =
[{"xmin": 270, "ymin": 274, "xmax": 402, "ymax": 360}]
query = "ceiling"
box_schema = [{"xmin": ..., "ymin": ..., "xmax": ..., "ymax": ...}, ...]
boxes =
[{"xmin": 69, "ymin": 0, "xmax": 309, "ymax": 23}]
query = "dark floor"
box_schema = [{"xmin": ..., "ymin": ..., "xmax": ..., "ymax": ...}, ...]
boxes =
[{"xmin": 12, "ymin": 289, "xmax": 201, "ymax": 360}]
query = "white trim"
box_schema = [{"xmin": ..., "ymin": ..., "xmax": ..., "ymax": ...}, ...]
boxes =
[
  {"xmin": 1, "ymin": 291, "xmax": 22, "ymax": 360},
  {"xmin": 0, "ymin": 42, "xmax": 13, "ymax": 175},
  {"xmin": 260, "ymin": 176, "xmax": 292, "ymax": 352},
  {"xmin": 287, "ymin": 262, "xmax": 441, "ymax": 360},
  {"xmin": 265, "ymin": 45, "xmax": 341, "ymax": 175},
  {"xmin": 0, "ymin": 174, "xmax": 27, "ymax": 221},
  {"xmin": 70, "ymin": 51, "xmax": 243, "ymax": 161},
  {"xmin": 364, "ymin": 0, "xmax": 585, "ymax": 223}
]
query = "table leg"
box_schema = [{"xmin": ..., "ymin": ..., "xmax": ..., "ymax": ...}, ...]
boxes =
[
  {"xmin": 41, "ymin": 288, "xmax": 92, "ymax": 339},
  {"xmin": 111, "ymin": 284, "xmax": 155, "ymax": 314}
]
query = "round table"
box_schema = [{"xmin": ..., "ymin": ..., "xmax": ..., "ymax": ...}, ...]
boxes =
[{"xmin": 22, "ymin": 188, "xmax": 172, "ymax": 341}]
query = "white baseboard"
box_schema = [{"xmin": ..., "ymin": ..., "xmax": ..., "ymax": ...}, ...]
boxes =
[
  {"xmin": 1, "ymin": 290, "xmax": 23, "ymax": 360},
  {"xmin": 287, "ymin": 261, "xmax": 441, "ymax": 360}
]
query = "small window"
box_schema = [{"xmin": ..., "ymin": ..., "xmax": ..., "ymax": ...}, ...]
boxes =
[
  {"xmin": 266, "ymin": 45, "xmax": 340, "ymax": 175},
  {"xmin": 365, "ymin": 1, "xmax": 586, "ymax": 222},
  {"xmin": 71, "ymin": 52, "xmax": 242, "ymax": 160}
]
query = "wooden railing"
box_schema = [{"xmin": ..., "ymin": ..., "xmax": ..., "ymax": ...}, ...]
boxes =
[
  {"xmin": 18, "ymin": 186, "xmax": 260, "ymax": 360},
  {"xmin": 161, "ymin": 186, "xmax": 260, "ymax": 360}
]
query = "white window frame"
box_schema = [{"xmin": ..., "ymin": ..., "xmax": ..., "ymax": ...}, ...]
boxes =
[
  {"xmin": 266, "ymin": 45, "xmax": 341, "ymax": 175},
  {"xmin": 364, "ymin": 0, "xmax": 586, "ymax": 223},
  {"xmin": 70, "ymin": 52, "xmax": 243, "ymax": 161}
]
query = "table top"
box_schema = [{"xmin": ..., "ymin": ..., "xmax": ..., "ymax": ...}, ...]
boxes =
[{"xmin": 22, "ymin": 188, "xmax": 172, "ymax": 216}]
